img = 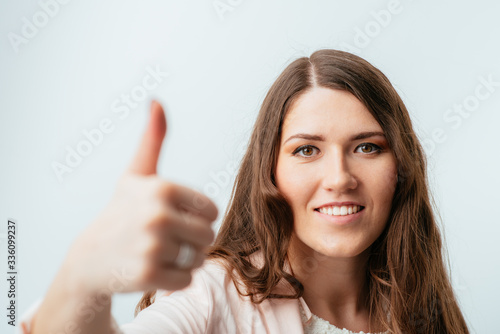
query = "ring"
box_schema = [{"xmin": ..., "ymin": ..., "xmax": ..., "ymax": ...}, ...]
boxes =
[{"xmin": 174, "ymin": 243, "xmax": 196, "ymax": 269}]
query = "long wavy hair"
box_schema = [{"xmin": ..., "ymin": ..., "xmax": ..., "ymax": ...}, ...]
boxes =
[{"xmin": 136, "ymin": 49, "xmax": 469, "ymax": 333}]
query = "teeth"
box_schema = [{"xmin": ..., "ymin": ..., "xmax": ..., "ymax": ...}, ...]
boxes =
[
  {"xmin": 318, "ymin": 205, "xmax": 362, "ymax": 216},
  {"xmin": 340, "ymin": 206, "xmax": 347, "ymax": 215}
]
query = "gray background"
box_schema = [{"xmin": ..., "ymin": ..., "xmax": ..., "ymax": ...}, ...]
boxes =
[{"xmin": 1, "ymin": 0, "xmax": 498, "ymax": 333}]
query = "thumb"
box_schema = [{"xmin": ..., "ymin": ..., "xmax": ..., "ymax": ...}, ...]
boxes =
[{"xmin": 128, "ymin": 100, "xmax": 167, "ymax": 175}]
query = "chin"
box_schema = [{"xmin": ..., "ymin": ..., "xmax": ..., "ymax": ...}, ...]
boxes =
[
  {"xmin": 318, "ymin": 247, "xmax": 366, "ymax": 259},
  {"xmin": 314, "ymin": 238, "xmax": 372, "ymax": 259}
]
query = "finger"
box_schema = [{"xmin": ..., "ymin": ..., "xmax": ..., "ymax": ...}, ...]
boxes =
[
  {"xmin": 145, "ymin": 267, "xmax": 194, "ymax": 291},
  {"xmin": 158, "ymin": 182, "xmax": 219, "ymax": 222},
  {"xmin": 168, "ymin": 243, "xmax": 206, "ymax": 269},
  {"xmin": 128, "ymin": 100, "xmax": 167, "ymax": 175},
  {"xmin": 149, "ymin": 236, "xmax": 206, "ymax": 269},
  {"xmin": 157, "ymin": 205, "xmax": 215, "ymax": 248},
  {"xmin": 173, "ymin": 217, "xmax": 215, "ymax": 249}
]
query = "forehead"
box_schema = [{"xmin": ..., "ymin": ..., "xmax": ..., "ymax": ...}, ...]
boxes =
[{"xmin": 282, "ymin": 87, "xmax": 382, "ymax": 137}]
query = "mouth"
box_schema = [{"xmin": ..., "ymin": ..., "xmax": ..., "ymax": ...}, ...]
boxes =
[{"xmin": 314, "ymin": 205, "xmax": 365, "ymax": 217}]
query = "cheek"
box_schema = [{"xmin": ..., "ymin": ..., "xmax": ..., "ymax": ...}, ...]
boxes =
[
  {"xmin": 275, "ymin": 161, "xmax": 314, "ymax": 210},
  {"xmin": 367, "ymin": 161, "xmax": 398, "ymax": 212},
  {"xmin": 276, "ymin": 167, "xmax": 300, "ymax": 203}
]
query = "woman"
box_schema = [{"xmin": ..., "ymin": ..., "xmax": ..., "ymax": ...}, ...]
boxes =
[{"xmin": 25, "ymin": 49, "xmax": 469, "ymax": 333}]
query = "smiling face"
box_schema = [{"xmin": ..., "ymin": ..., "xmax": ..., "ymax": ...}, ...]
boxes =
[{"xmin": 275, "ymin": 87, "xmax": 398, "ymax": 259}]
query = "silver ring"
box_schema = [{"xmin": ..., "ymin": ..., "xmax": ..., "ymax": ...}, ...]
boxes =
[{"xmin": 174, "ymin": 243, "xmax": 195, "ymax": 269}]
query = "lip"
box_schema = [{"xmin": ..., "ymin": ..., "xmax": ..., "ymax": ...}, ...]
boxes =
[
  {"xmin": 315, "ymin": 201, "xmax": 364, "ymax": 209},
  {"xmin": 314, "ymin": 204, "xmax": 365, "ymax": 226}
]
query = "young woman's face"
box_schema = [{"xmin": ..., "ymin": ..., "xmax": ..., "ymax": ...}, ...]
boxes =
[{"xmin": 275, "ymin": 87, "xmax": 398, "ymax": 259}]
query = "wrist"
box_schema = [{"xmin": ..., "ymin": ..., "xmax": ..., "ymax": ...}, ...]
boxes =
[{"xmin": 62, "ymin": 237, "xmax": 108, "ymax": 296}]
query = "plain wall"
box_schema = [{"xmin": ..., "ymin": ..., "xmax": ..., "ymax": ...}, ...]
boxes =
[{"xmin": 1, "ymin": 1, "xmax": 498, "ymax": 333}]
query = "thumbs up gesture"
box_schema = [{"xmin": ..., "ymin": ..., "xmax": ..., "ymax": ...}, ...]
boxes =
[{"xmin": 66, "ymin": 101, "xmax": 219, "ymax": 293}]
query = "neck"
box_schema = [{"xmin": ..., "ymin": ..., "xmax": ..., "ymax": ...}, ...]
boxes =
[{"xmin": 288, "ymin": 236, "xmax": 380, "ymax": 332}]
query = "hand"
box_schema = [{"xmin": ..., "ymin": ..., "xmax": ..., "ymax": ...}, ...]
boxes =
[{"xmin": 66, "ymin": 101, "xmax": 218, "ymax": 294}]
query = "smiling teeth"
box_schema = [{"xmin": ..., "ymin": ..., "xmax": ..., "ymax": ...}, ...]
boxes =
[{"xmin": 319, "ymin": 205, "xmax": 362, "ymax": 216}]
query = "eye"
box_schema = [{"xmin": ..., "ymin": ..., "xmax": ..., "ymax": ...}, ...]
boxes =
[
  {"xmin": 355, "ymin": 143, "xmax": 382, "ymax": 154},
  {"xmin": 292, "ymin": 145, "xmax": 319, "ymax": 158}
]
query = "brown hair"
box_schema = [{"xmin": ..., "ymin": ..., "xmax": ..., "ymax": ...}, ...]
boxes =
[{"xmin": 136, "ymin": 49, "xmax": 469, "ymax": 333}]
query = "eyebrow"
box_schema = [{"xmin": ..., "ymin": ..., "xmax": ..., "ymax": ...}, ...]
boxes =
[{"xmin": 283, "ymin": 131, "xmax": 386, "ymax": 144}]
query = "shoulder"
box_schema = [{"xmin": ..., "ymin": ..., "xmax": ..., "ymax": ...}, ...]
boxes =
[
  {"xmin": 143, "ymin": 255, "xmax": 305, "ymax": 333},
  {"xmin": 197, "ymin": 257, "xmax": 230, "ymax": 278},
  {"xmin": 127, "ymin": 259, "xmax": 237, "ymax": 333},
  {"xmin": 138, "ymin": 258, "xmax": 253, "ymax": 333}
]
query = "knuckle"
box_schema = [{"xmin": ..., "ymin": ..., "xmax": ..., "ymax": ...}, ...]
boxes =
[
  {"xmin": 177, "ymin": 209, "xmax": 192, "ymax": 225},
  {"xmin": 146, "ymin": 206, "xmax": 174, "ymax": 232},
  {"xmin": 156, "ymin": 181, "xmax": 177, "ymax": 201},
  {"xmin": 137, "ymin": 262, "xmax": 159, "ymax": 286},
  {"xmin": 143, "ymin": 239, "xmax": 162, "ymax": 258}
]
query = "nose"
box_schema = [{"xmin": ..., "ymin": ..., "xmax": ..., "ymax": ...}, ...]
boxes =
[{"xmin": 321, "ymin": 150, "xmax": 358, "ymax": 192}]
